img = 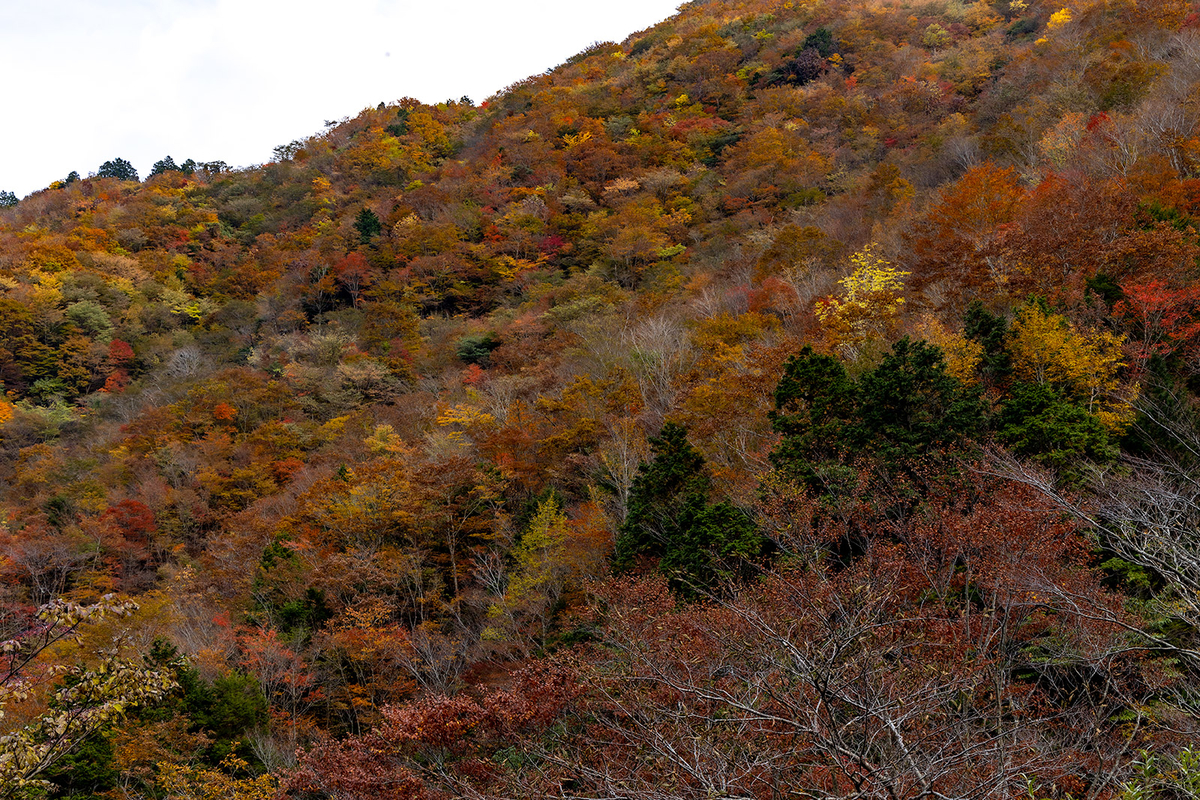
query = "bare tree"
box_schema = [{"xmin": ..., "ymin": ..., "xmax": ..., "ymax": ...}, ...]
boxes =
[{"xmin": 989, "ymin": 385, "xmax": 1200, "ymax": 752}]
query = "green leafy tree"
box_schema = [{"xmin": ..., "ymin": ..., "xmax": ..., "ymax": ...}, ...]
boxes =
[
  {"xmin": 996, "ymin": 381, "xmax": 1116, "ymax": 479},
  {"xmin": 456, "ymin": 332, "xmax": 501, "ymax": 366},
  {"xmin": 614, "ymin": 422, "xmax": 709, "ymax": 570},
  {"xmin": 65, "ymin": 300, "xmax": 113, "ymax": 339},
  {"xmin": 484, "ymin": 496, "xmax": 574, "ymax": 648},
  {"xmin": 1116, "ymin": 747, "xmax": 1200, "ymax": 798},
  {"xmin": 0, "ymin": 191, "xmax": 17, "ymax": 208}
]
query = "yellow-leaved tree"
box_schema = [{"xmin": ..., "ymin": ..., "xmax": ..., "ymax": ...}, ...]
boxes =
[
  {"xmin": 1047, "ymin": 7, "xmax": 1072, "ymax": 30},
  {"xmin": 435, "ymin": 388, "xmax": 497, "ymax": 444},
  {"xmin": 816, "ymin": 244, "xmax": 910, "ymax": 360},
  {"xmin": 914, "ymin": 314, "xmax": 984, "ymax": 385},
  {"xmin": 1008, "ymin": 303, "xmax": 1138, "ymax": 433},
  {"xmin": 483, "ymin": 496, "xmax": 608, "ymax": 654},
  {"xmin": 1, "ymin": 597, "xmax": 176, "ymax": 800},
  {"xmin": 484, "ymin": 497, "xmax": 571, "ymax": 653},
  {"xmin": 156, "ymin": 754, "xmax": 277, "ymax": 800}
]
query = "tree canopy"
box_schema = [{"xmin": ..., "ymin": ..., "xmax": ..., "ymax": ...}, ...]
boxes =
[{"xmin": 2, "ymin": 0, "xmax": 1200, "ymax": 795}]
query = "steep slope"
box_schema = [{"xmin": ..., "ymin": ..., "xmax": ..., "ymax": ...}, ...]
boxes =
[{"xmin": 3, "ymin": 1, "xmax": 1200, "ymax": 797}]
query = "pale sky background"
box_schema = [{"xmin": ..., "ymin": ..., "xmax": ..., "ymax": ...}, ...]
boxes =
[{"xmin": 1, "ymin": 0, "xmax": 683, "ymax": 198}]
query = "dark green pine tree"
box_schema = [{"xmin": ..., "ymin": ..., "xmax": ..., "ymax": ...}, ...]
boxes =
[
  {"xmin": 97, "ymin": 157, "xmax": 139, "ymax": 182},
  {"xmin": 614, "ymin": 422, "xmax": 761, "ymax": 595},
  {"xmin": 150, "ymin": 155, "xmax": 180, "ymax": 176},
  {"xmin": 854, "ymin": 337, "xmax": 984, "ymax": 463},
  {"xmin": 770, "ymin": 338, "xmax": 983, "ymax": 492},
  {"xmin": 614, "ymin": 421, "xmax": 709, "ymax": 570},
  {"xmin": 354, "ymin": 207, "xmax": 383, "ymax": 244},
  {"xmin": 44, "ymin": 732, "xmax": 119, "ymax": 799},
  {"xmin": 769, "ymin": 345, "xmax": 857, "ymax": 493},
  {"xmin": 802, "ymin": 26, "xmax": 836, "ymax": 56}
]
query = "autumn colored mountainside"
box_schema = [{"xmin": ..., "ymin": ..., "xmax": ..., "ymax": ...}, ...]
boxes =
[{"xmin": 5, "ymin": 0, "xmax": 1200, "ymax": 797}]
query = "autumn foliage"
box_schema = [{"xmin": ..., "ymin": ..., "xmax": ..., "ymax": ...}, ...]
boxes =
[{"xmin": 3, "ymin": 0, "xmax": 1200, "ymax": 795}]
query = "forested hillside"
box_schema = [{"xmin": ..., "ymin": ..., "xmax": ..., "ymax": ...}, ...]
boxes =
[{"xmin": 4, "ymin": 0, "xmax": 1200, "ymax": 797}]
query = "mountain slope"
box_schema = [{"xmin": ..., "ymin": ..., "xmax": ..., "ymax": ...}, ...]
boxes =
[{"xmin": 3, "ymin": 1, "xmax": 1200, "ymax": 797}]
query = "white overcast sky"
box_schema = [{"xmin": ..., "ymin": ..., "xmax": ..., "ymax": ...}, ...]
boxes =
[{"xmin": 1, "ymin": 0, "xmax": 682, "ymax": 198}]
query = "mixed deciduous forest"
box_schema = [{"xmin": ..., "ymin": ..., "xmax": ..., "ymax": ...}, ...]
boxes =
[{"xmin": 5, "ymin": 0, "xmax": 1200, "ymax": 797}]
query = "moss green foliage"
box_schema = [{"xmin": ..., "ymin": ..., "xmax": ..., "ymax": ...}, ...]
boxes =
[{"xmin": 455, "ymin": 331, "xmax": 501, "ymax": 365}]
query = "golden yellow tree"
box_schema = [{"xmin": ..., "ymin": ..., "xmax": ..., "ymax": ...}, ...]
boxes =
[
  {"xmin": 157, "ymin": 754, "xmax": 277, "ymax": 800},
  {"xmin": 816, "ymin": 244, "xmax": 910, "ymax": 360},
  {"xmin": 435, "ymin": 388, "xmax": 497, "ymax": 444},
  {"xmin": 483, "ymin": 497, "xmax": 571, "ymax": 651},
  {"xmin": 913, "ymin": 314, "xmax": 984, "ymax": 385},
  {"xmin": 1008, "ymin": 303, "xmax": 1137, "ymax": 433},
  {"xmin": 483, "ymin": 496, "xmax": 608, "ymax": 653}
]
